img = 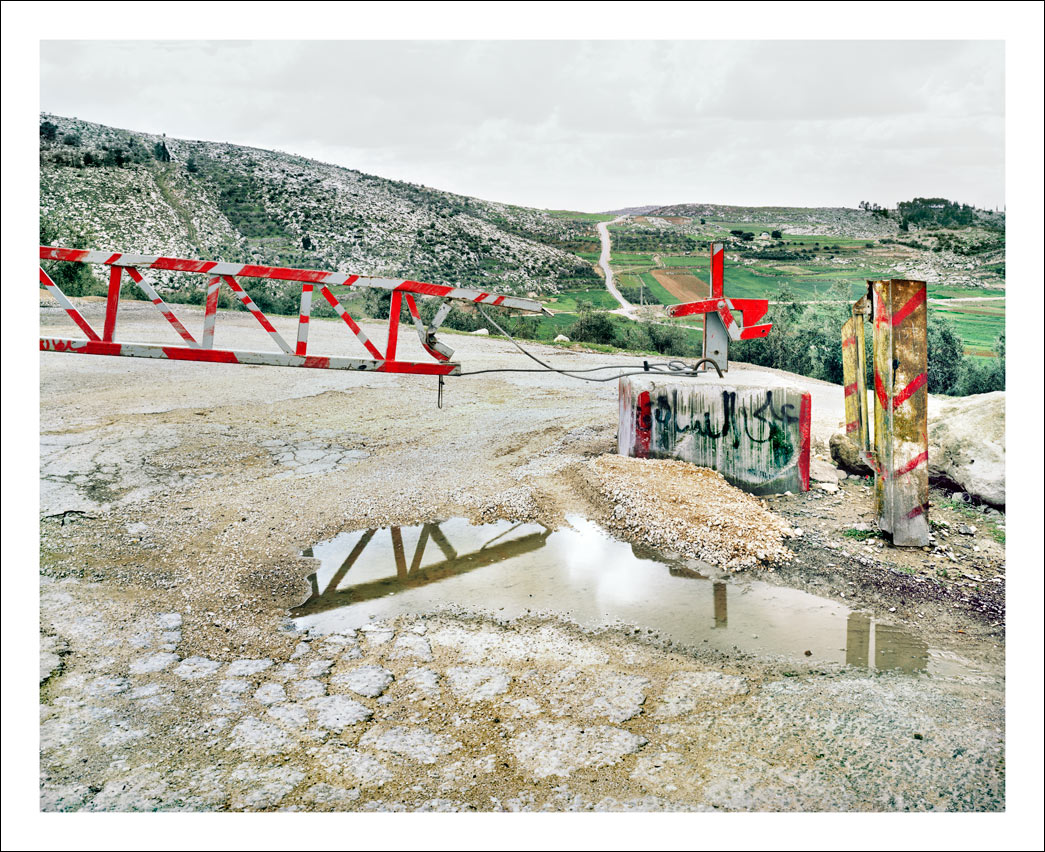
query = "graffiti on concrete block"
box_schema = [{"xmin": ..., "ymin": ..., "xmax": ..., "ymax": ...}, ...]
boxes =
[{"xmin": 619, "ymin": 378, "xmax": 810, "ymax": 495}]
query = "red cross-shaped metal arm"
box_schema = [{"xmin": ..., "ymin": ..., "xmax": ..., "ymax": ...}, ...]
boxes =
[{"xmin": 664, "ymin": 242, "xmax": 772, "ymax": 340}]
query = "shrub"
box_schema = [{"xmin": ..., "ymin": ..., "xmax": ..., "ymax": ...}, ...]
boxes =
[{"xmin": 568, "ymin": 309, "xmax": 617, "ymax": 346}]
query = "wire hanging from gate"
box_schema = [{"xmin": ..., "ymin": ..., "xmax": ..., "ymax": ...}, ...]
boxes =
[{"xmin": 455, "ymin": 305, "xmax": 724, "ymax": 382}]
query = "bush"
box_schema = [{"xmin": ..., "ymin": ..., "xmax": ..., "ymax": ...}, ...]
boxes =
[
  {"xmin": 956, "ymin": 357, "xmax": 1005, "ymax": 395},
  {"xmin": 568, "ymin": 309, "xmax": 617, "ymax": 346},
  {"xmin": 39, "ymin": 219, "xmax": 101, "ymax": 296},
  {"xmin": 926, "ymin": 313, "xmax": 965, "ymax": 394},
  {"xmin": 40, "ymin": 120, "xmax": 58, "ymax": 141}
]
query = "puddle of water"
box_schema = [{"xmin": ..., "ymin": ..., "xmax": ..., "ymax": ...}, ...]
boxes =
[{"xmin": 292, "ymin": 516, "xmax": 975, "ymax": 677}]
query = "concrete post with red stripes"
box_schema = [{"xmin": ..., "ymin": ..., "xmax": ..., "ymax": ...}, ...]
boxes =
[{"xmin": 871, "ymin": 279, "xmax": 929, "ymax": 546}]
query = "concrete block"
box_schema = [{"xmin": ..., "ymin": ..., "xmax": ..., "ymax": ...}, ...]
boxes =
[{"xmin": 618, "ymin": 377, "xmax": 810, "ymax": 495}]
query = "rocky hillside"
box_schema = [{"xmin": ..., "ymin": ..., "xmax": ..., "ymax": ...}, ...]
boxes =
[
  {"xmin": 38, "ymin": 114, "xmax": 599, "ymax": 296},
  {"xmin": 639, "ymin": 201, "xmax": 1005, "ymax": 291}
]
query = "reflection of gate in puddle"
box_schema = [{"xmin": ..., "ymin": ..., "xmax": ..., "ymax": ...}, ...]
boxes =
[
  {"xmin": 845, "ymin": 612, "xmax": 929, "ymax": 673},
  {"xmin": 294, "ymin": 522, "xmax": 552, "ymax": 616},
  {"xmin": 296, "ymin": 523, "xmax": 929, "ymax": 673},
  {"xmin": 681, "ymin": 573, "xmax": 926, "ymax": 673}
]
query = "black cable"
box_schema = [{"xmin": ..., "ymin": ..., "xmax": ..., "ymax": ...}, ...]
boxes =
[{"xmin": 459, "ymin": 305, "xmax": 721, "ymax": 382}]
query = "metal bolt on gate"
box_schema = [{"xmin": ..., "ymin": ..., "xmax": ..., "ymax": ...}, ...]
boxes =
[
  {"xmin": 841, "ymin": 279, "xmax": 929, "ymax": 547},
  {"xmin": 39, "ymin": 246, "xmax": 548, "ymax": 401}
]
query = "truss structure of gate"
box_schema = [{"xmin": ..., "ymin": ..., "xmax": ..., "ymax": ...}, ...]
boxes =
[
  {"xmin": 665, "ymin": 242, "xmax": 773, "ymax": 371},
  {"xmin": 841, "ymin": 279, "xmax": 929, "ymax": 547},
  {"xmin": 39, "ymin": 246, "xmax": 546, "ymax": 376}
]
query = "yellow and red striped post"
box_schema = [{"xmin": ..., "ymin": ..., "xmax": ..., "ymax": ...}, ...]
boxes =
[
  {"xmin": 840, "ymin": 296, "xmax": 870, "ymax": 454},
  {"xmin": 871, "ymin": 279, "xmax": 929, "ymax": 546}
]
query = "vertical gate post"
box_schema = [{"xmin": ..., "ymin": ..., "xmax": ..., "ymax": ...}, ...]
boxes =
[
  {"xmin": 703, "ymin": 241, "xmax": 730, "ymax": 370},
  {"xmin": 840, "ymin": 296, "xmax": 870, "ymax": 454},
  {"xmin": 871, "ymin": 279, "xmax": 929, "ymax": 546},
  {"xmin": 103, "ymin": 266, "xmax": 123, "ymax": 342}
]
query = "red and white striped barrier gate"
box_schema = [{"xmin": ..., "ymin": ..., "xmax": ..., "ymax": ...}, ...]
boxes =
[
  {"xmin": 664, "ymin": 242, "xmax": 772, "ymax": 371},
  {"xmin": 840, "ymin": 279, "xmax": 929, "ymax": 546},
  {"xmin": 39, "ymin": 246, "xmax": 546, "ymax": 381}
]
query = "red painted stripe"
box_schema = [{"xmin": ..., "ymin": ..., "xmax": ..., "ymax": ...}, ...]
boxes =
[
  {"xmin": 301, "ymin": 283, "xmax": 314, "ymax": 292},
  {"xmin": 739, "ymin": 323, "xmax": 771, "ymax": 340},
  {"xmin": 162, "ymin": 346, "xmax": 239, "ymax": 364},
  {"xmin": 892, "ymin": 286, "xmax": 926, "ymax": 327},
  {"xmin": 846, "ymin": 420, "xmax": 860, "ymax": 433},
  {"xmin": 634, "ymin": 391, "xmax": 651, "ymax": 459},
  {"xmin": 844, "ymin": 382, "xmax": 858, "ymax": 397},
  {"xmin": 105, "ymin": 253, "xmax": 123, "ymax": 265},
  {"xmin": 299, "ymin": 315, "xmax": 310, "ymax": 324},
  {"xmin": 160, "ymin": 257, "xmax": 220, "ymax": 274},
  {"xmin": 493, "ymin": 296, "xmax": 505, "ymax": 306},
  {"xmin": 40, "ymin": 338, "xmax": 120, "ymax": 355},
  {"xmin": 396, "ymin": 281, "xmax": 447, "ymax": 298},
  {"xmin": 473, "ymin": 293, "xmax": 489, "ymax": 303},
  {"xmin": 841, "ymin": 335, "xmax": 857, "ymax": 349},
  {"xmin": 320, "ymin": 286, "xmax": 384, "ymax": 359},
  {"xmin": 103, "ymin": 266, "xmax": 122, "ymax": 342},
  {"xmin": 717, "ymin": 304, "xmax": 736, "ymax": 331},
  {"xmin": 873, "ymin": 287, "xmax": 888, "ymax": 327},
  {"xmin": 733, "ymin": 298, "xmax": 769, "ymax": 326},
  {"xmin": 303, "ymin": 356, "xmax": 330, "ymax": 369},
  {"xmin": 875, "ymin": 370, "xmax": 927, "ymax": 409},
  {"xmin": 386, "ymin": 292, "xmax": 402, "ymax": 361},
  {"xmin": 906, "ymin": 503, "xmax": 928, "ymax": 520},
  {"xmin": 798, "ymin": 392, "xmax": 811, "ymax": 491},
  {"xmin": 892, "ymin": 450, "xmax": 929, "ymax": 479},
  {"xmin": 667, "ymin": 299, "xmax": 720, "ymax": 318},
  {"xmin": 892, "ymin": 372, "xmax": 927, "ymax": 408},
  {"xmin": 710, "ymin": 244, "xmax": 724, "ymax": 298},
  {"xmin": 237, "ymin": 264, "xmax": 331, "ymax": 283},
  {"xmin": 404, "ymin": 294, "xmax": 422, "ymax": 320},
  {"xmin": 40, "ymin": 268, "xmax": 102, "ymax": 341},
  {"xmin": 41, "ymin": 246, "xmax": 89, "ymax": 262},
  {"xmin": 377, "ymin": 360, "xmax": 457, "ymax": 376},
  {"xmin": 254, "ymin": 312, "xmax": 277, "ymax": 333}
]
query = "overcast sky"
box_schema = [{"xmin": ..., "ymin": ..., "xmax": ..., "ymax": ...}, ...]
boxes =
[{"xmin": 39, "ymin": 40, "xmax": 1004, "ymax": 212}]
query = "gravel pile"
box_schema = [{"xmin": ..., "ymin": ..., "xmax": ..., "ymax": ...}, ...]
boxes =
[{"xmin": 588, "ymin": 456, "xmax": 798, "ymax": 570}]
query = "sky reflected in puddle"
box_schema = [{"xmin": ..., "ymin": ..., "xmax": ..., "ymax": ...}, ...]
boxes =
[{"xmin": 293, "ymin": 517, "xmax": 973, "ymax": 676}]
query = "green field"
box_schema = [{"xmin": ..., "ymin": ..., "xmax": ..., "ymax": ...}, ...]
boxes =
[
  {"xmin": 545, "ymin": 210, "xmax": 616, "ymax": 222},
  {"xmin": 658, "ymin": 254, "xmax": 711, "ymax": 268},
  {"xmin": 931, "ymin": 304, "xmax": 1005, "ymax": 356},
  {"xmin": 926, "ymin": 286, "xmax": 1006, "ymax": 299},
  {"xmin": 610, "ymin": 252, "xmax": 656, "ymax": 266},
  {"xmin": 638, "ymin": 272, "xmax": 677, "ymax": 306},
  {"xmin": 586, "ymin": 218, "xmax": 1006, "ymax": 365},
  {"xmin": 543, "ymin": 288, "xmax": 620, "ymax": 312}
]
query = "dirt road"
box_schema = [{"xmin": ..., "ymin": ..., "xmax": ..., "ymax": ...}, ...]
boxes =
[
  {"xmin": 596, "ymin": 217, "xmax": 636, "ymax": 317},
  {"xmin": 38, "ymin": 299, "xmax": 1004, "ymax": 812}
]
